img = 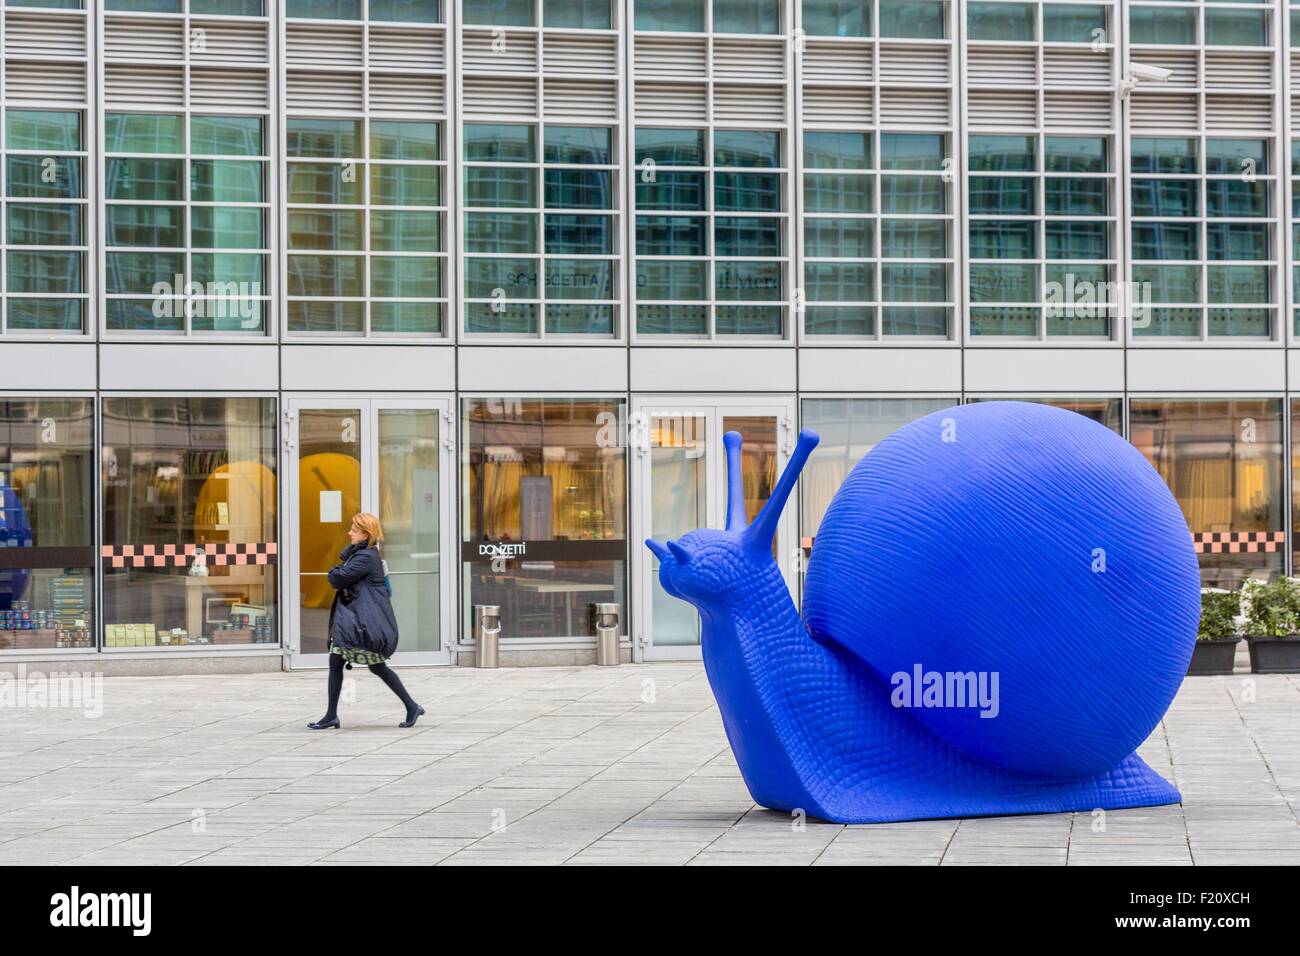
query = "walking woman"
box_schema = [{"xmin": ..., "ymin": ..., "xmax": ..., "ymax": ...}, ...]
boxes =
[{"xmin": 308, "ymin": 512, "xmax": 425, "ymax": 730}]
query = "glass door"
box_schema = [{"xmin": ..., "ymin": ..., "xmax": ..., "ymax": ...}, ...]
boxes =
[
  {"xmin": 287, "ymin": 397, "xmax": 453, "ymax": 668},
  {"xmin": 632, "ymin": 397, "xmax": 796, "ymax": 661}
]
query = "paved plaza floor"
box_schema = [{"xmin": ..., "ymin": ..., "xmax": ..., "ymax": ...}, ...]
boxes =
[{"xmin": 1, "ymin": 663, "xmax": 1297, "ymax": 865}]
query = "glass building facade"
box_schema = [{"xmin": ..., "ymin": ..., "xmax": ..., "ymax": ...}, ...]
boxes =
[{"xmin": 1, "ymin": 0, "xmax": 1299, "ymax": 666}]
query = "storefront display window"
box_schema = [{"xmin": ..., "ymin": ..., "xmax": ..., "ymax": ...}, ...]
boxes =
[
  {"xmin": 101, "ymin": 397, "xmax": 277, "ymax": 648},
  {"xmin": 0, "ymin": 399, "xmax": 94, "ymax": 651},
  {"xmin": 1130, "ymin": 398, "xmax": 1283, "ymax": 589},
  {"xmin": 799, "ymin": 398, "xmax": 953, "ymax": 541},
  {"xmin": 966, "ymin": 396, "xmax": 1122, "ymax": 433},
  {"xmin": 462, "ymin": 397, "xmax": 625, "ymax": 639}
]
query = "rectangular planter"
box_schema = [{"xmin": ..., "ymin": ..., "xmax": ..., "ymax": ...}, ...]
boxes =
[
  {"xmin": 1187, "ymin": 638, "xmax": 1240, "ymax": 676},
  {"xmin": 1246, "ymin": 636, "xmax": 1300, "ymax": 674}
]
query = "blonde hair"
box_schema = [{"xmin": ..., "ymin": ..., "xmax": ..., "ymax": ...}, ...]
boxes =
[{"xmin": 351, "ymin": 512, "xmax": 384, "ymax": 547}]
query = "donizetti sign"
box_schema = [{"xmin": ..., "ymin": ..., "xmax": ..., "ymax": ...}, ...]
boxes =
[{"xmin": 479, "ymin": 542, "xmax": 526, "ymax": 558}]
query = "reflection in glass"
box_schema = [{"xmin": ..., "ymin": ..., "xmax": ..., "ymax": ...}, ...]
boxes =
[
  {"xmin": 1131, "ymin": 399, "xmax": 1284, "ymax": 589},
  {"xmin": 0, "ymin": 399, "xmax": 94, "ymax": 651},
  {"xmin": 462, "ymin": 398, "xmax": 626, "ymax": 640},
  {"xmin": 379, "ymin": 408, "xmax": 441, "ymax": 653},
  {"xmin": 649, "ymin": 415, "xmax": 707, "ymax": 646},
  {"xmin": 102, "ymin": 398, "xmax": 277, "ymax": 648},
  {"xmin": 799, "ymin": 398, "xmax": 954, "ymax": 539},
  {"xmin": 296, "ymin": 409, "xmax": 361, "ymax": 656}
]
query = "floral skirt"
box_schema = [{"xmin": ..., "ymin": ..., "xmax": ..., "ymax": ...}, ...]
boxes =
[{"xmin": 331, "ymin": 644, "xmax": 386, "ymax": 666}]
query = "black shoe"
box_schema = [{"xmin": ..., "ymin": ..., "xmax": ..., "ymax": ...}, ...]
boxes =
[
  {"xmin": 307, "ymin": 716, "xmax": 340, "ymax": 730},
  {"xmin": 399, "ymin": 705, "xmax": 425, "ymax": 729}
]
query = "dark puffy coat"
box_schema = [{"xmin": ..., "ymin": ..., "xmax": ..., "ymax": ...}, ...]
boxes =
[{"xmin": 327, "ymin": 543, "xmax": 399, "ymax": 658}]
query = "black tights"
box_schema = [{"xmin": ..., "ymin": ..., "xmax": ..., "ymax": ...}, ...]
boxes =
[{"xmin": 322, "ymin": 652, "xmax": 417, "ymax": 720}]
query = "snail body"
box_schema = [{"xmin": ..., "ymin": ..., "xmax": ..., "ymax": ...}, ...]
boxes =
[{"xmin": 646, "ymin": 401, "xmax": 1199, "ymax": 823}]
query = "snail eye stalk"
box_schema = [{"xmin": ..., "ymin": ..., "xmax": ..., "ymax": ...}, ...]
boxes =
[
  {"xmin": 723, "ymin": 431, "xmax": 748, "ymax": 532},
  {"xmin": 742, "ymin": 429, "xmax": 820, "ymax": 554}
]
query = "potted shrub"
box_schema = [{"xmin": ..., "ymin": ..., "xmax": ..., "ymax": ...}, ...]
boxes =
[
  {"xmin": 1187, "ymin": 589, "xmax": 1241, "ymax": 675},
  {"xmin": 1243, "ymin": 578, "xmax": 1300, "ymax": 674}
]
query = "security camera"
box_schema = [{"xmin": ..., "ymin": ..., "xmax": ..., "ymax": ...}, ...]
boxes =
[
  {"xmin": 1120, "ymin": 62, "xmax": 1174, "ymax": 99},
  {"xmin": 1128, "ymin": 62, "xmax": 1174, "ymax": 83}
]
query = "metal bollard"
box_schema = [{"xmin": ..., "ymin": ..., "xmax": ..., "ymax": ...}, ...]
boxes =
[
  {"xmin": 594, "ymin": 603, "xmax": 620, "ymax": 666},
  {"xmin": 473, "ymin": 604, "xmax": 501, "ymax": 668}
]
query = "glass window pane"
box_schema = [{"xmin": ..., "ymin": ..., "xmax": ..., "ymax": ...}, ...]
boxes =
[
  {"xmin": 286, "ymin": 0, "xmax": 360, "ymax": 15},
  {"xmin": 636, "ymin": 215, "xmax": 707, "ymax": 255},
  {"xmin": 1129, "ymin": 6, "xmax": 1195, "ymax": 45},
  {"xmin": 7, "ymin": 157, "xmax": 83, "ymax": 199},
  {"xmin": 544, "ymin": 168, "xmax": 613, "ymax": 209},
  {"xmin": 969, "ymin": 135, "xmax": 1036, "ymax": 172},
  {"xmin": 461, "ymin": 398, "xmax": 626, "ymax": 637},
  {"xmin": 464, "ymin": 0, "xmax": 533, "ymax": 25},
  {"xmin": 465, "ymin": 257, "xmax": 538, "ymax": 298},
  {"xmin": 544, "ymin": 214, "xmax": 612, "ymax": 253},
  {"xmin": 713, "ymin": 0, "xmax": 777, "ymax": 34},
  {"xmin": 191, "ymin": 116, "xmax": 263, "ymax": 156},
  {"xmin": 880, "ymin": 0, "xmax": 945, "ymax": 39},
  {"xmin": 368, "ymin": 0, "xmax": 439, "ymax": 21},
  {"xmin": 805, "ymin": 173, "xmax": 872, "ymax": 213},
  {"xmin": 636, "ymin": 171, "xmax": 706, "ymax": 210},
  {"xmin": 372, "ymin": 165, "xmax": 441, "ymax": 206},
  {"xmin": 544, "ymin": 126, "xmax": 612, "ymax": 165},
  {"xmin": 1131, "ymin": 137, "xmax": 1197, "ymax": 175},
  {"xmin": 465, "ymin": 166, "xmax": 535, "ymax": 208},
  {"xmin": 287, "ymin": 254, "xmax": 364, "ymax": 297},
  {"xmin": 0, "ymin": 398, "xmax": 95, "ymax": 651},
  {"xmin": 635, "ymin": 128, "xmax": 705, "ymax": 166},
  {"xmin": 371, "ymin": 210, "xmax": 441, "ymax": 252},
  {"xmin": 881, "ymin": 133, "xmax": 946, "ymax": 170},
  {"xmin": 370, "ymin": 121, "xmax": 440, "ymax": 161},
  {"xmin": 803, "ymin": 0, "xmax": 871, "ymax": 37},
  {"xmin": 105, "ymin": 206, "xmax": 184, "ymax": 248},
  {"xmin": 635, "ymin": 0, "xmax": 704, "ymax": 31},
  {"xmin": 968, "ymin": 2, "xmax": 1036, "ymax": 42},
  {"xmin": 464, "ymin": 212, "xmax": 537, "ymax": 253},
  {"xmin": 286, "ymin": 163, "xmax": 361, "ymax": 205},
  {"xmin": 288, "ymin": 209, "xmax": 364, "ymax": 250},
  {"xmin": 546, "ymin": 259, "xmax": 614, "ymax": 299},
  {"xmin": 799, "ymin": 398, "xmax": 953, "ymax": 535},
  {"xmin": 464, "ymin": 124, "xmax": 535, "ymax": 162},
  {"xmin": 882, "ymin": 219, "xmax": 945, "ymax": 258},
  {"xmin": 544, "ymin": 0, "xmax": 610, "ymax": 28},
  {"xmin": 716, "ymin": 172, "xmax": 783, "ymax": 211},
  {"xmin": 105, "ymin": 113, "xmax": 182, "ymax": 153},
  {"xmin": 1205, "ymin": 9, "xmax": 1267, "ymax": 47},
  {"xmin": 1042, "ymin": 3, "xmax": 1105, "ymax": 44},
  {"xmin": 804, "ymin": 131, "xmax": 871, "ymax": 170},
  {"xmin": 637, "ymin": 260, "xmax": 707, "ymax": 300},
  {"xmin": 193, "ymin": 206, "xmax": 265, "ymax": 250},
  {"xmin": 192, "ymin": 159, "xmax": 265, "ymax": 203},
  {"xmin": 715, "ymin": 217, "xmax": 781, "ymax": 256},
  {"xmin": 805, "ymin": 218, "xmax": 873, "ymax": 257},
  {"xmin": 714, "ymin": 130, "xmax": 781, "ymax": 167},
  {"xmin": 6, "ymin": 203, "xmax": 82, "ymax": 245},
  {"xmin": 6, "ymin": 110, "xmax": 81, "ymax": 151},
  {"xmin": 102, "ymin": 398, "xmax": 278, "ymax": 649},
  {"xmin": 1131, "ymin": 400, "xmax": 1283, "ymax": 588},
  {"xmin": 287, "ymin": 119, "xmax": 361, "ymax": 159}
]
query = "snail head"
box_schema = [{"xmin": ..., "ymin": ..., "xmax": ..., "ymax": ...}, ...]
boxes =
[{"xmin": 645, "ymin": 428, "xmax": 819, "ymax": 609}]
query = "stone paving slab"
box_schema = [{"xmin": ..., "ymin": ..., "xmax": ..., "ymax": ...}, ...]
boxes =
[{"xmin": 1, "ymin": 663, "xmax": 1297, "ymax": 865}]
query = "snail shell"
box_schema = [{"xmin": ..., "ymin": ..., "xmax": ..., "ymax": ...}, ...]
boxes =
[{"xmin": 802, "ymin": 401, "xmax": 1200, "ymax": 778}]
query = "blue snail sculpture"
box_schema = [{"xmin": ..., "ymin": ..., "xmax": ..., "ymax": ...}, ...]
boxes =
[{"xmin": 645, "ymin": 401, "xmax": 1200, "ymax": 823}]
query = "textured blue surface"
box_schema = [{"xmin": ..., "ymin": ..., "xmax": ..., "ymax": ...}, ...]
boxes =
[{"xmin": 645, "ymin": 401, "xmax": 1199, "ymax": 824}]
